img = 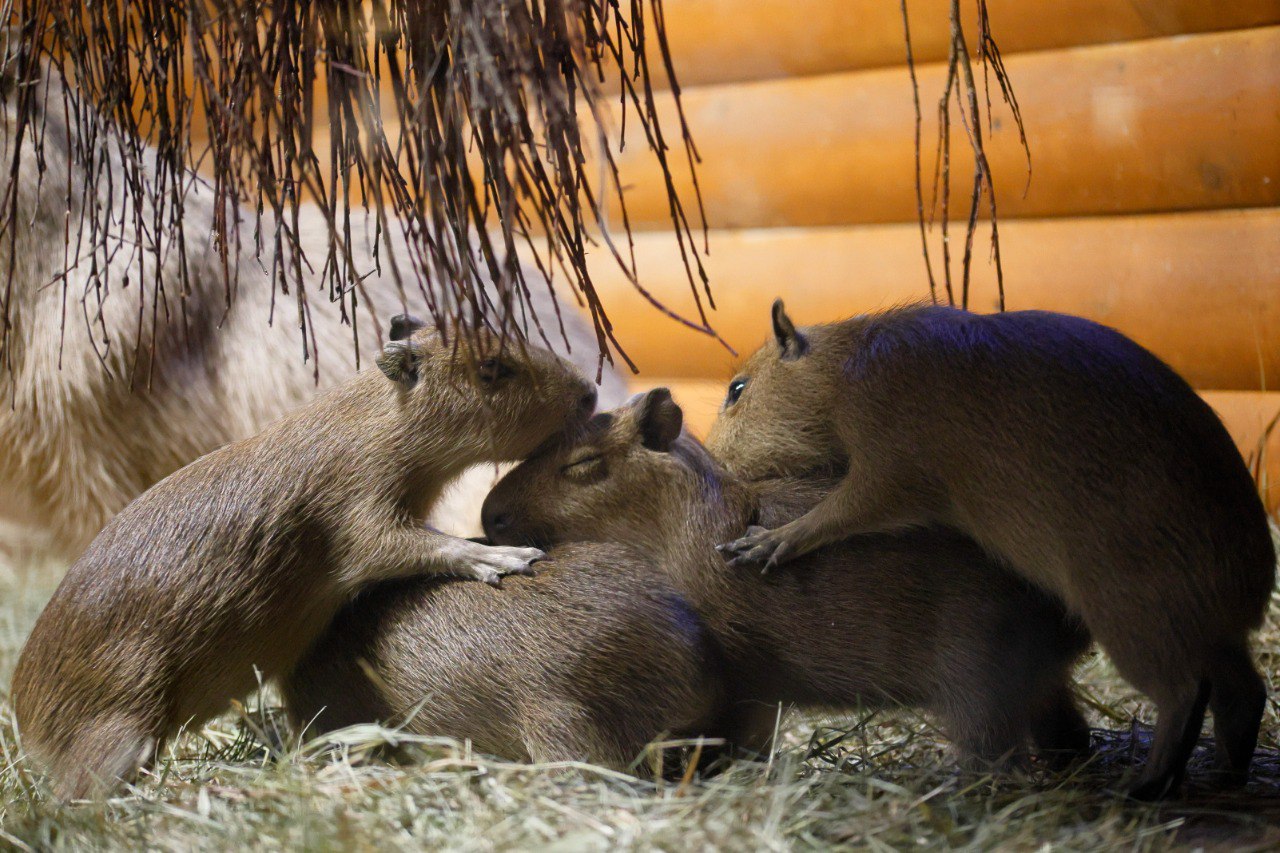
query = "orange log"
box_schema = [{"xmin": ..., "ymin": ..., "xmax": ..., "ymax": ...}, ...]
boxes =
[
  {"xmin": 605, "ymin": 28, "xmax": 1280, "ymax": 229},
  {"xmin": 590, "ymin": 208, "xmax": 1280, "ymax": 391},
  {"xmin": 632, "ymin": 0, "xmax": 1280, "ymax": 87},
  {"xmin": 650, "ymin": 376, "xmax": 1280, "ymax": 514},
  {"xmin": 648, "ymin": 379, "xmax": 1280, "ymax": 516}
]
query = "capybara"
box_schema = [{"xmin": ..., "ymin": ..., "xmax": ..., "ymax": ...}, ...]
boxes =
[
  {"xmin": 12, "ymin": 317, "xmax": 594, "ymax": 798},
  {"xmin": 711, "ymin": 301, "xmax": 1276, "ymax": 799},
  {"xmin": 481, "ymin": 390, "xmax": 1092, "ymax": 772},
  {"xmin": 285, "ymin": 542, "xmax": 723, "ymax": 772}
]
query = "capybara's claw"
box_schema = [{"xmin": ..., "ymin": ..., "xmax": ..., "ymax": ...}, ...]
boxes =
[
  {"xmin": 718, "ymin": 526, "xmax": 790, "ymax": 571},
  {"xmin": 466, "ymin": 544, "xmax": 544, "ymax": 584}
]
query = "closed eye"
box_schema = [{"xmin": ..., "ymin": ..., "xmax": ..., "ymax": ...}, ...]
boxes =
[
  {"xmin": 478, "ymin": 357, "xmax": 516, "ymax": 384},
  {"xmin": 560, "ymin": 454, "xmax": 603, "ymax": 475}
]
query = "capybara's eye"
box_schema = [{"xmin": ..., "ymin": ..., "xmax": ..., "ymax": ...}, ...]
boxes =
[
  {"xmin": 560, "ymin": 453, "xmax": 603, "ymax": 478},
  {"xmin": 477, "ymin": 357, "xmax": 515, "ymax": 385},
  {"xmin": 725, "ymin": 378, "xmax": 748, "ymax": 407}
]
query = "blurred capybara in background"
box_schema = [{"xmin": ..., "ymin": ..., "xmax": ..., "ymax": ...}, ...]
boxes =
[
  {"xmin": 13, "ymin": 319, "xmax": 594, "ymax": 799},
  {"xmin": 481, "ymin": 390, "xmax": 1092, "ymax": 772},
  {"xmin": 711, "ymin": 301, "xmax": 1276, "ymax": 799},
  {"xmin": 0, "ymin": 51, "xmax": 625, "ymax": 559}
]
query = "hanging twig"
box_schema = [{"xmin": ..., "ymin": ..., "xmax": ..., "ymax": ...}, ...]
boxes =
[
  {"xmin": 899, "ymin": 0, "xmax": 1030, "ymax": 310},
  {"xmin": 0, "ymin": 0, "xmax": 716, "ymax": 376}
]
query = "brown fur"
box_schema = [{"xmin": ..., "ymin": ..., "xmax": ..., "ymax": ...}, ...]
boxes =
[
  {"xmin": 481, "ymin": 391, "xmax": 1093, "ymax": 771},
  {"xmin": 709, "ymin": 302, "xmax": 1277, "ymax": 799},
  {"xmin": 0, "ymin": 59, "xmax": 626, "ymax": 557},
  {"xmin": 284, "ymin": 542, "xmax": 723, "ymax": 771},
  {"xmin": 11, "ymin": 324, "xmax": 595, "ymax": 799}
]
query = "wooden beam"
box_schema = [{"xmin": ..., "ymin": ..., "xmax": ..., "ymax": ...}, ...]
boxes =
[
  {"xmin": 591, "ymin": 209, "xmax": 1280, "ymax": 391},
  {"xmin": 635, "ymin": 0, "xmax": 1280, "ymax": 87},
  {"xmin": 606, "ymin": 28, "xmax": 1280, "ymax": 228},
  {"xmin": 649, "ymin": 378, "xmax": 1280, "ymax": 516}
]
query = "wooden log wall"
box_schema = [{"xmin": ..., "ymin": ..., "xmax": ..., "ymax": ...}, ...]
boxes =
[
  {"xmin": 598, "ymin": 2, "xmax": 1280, "ymax": 514},
  {"xmin": 165, "ymin": 3, "xmax": 1280, "ymax": 513}
]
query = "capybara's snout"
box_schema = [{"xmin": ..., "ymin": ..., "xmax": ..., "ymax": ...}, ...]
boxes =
[{"xmin": 578, "ymin": 383, "xmax": 598, "ymax": 417}]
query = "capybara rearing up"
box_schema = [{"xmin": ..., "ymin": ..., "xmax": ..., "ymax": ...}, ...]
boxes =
[{"xmin": 712, "ymin": 301, "xmax": 1276, "ymax": 799}]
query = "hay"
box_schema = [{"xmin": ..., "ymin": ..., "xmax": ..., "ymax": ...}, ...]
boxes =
[{"xmin": 1, "ymin": 556, "xmax": 1278, "ymax": 850}]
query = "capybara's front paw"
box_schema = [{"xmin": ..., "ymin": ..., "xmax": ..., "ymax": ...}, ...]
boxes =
[
  {"xmin": 716, "ymin": 525, "xmax": 795, "ymax": 574},
  {"xmin": 462, "ymin": 544, "xmax": 545, "ymax": 586}
]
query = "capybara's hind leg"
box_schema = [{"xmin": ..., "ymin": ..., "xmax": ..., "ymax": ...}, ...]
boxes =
[
  {"xmin": 1129, "ymin": 679, "xmax": 1210, "ymax": 801},
  {"xmin": 1207, "ymin": 643, "xmax": 1266, "ymax": 789},
  {"xmin": 947, "ymin": 706, "xmax": 1030, "ymax": 775},
  {"xmin": 520, "ymin": 707, "xmax": 637, "ymax": 772},
  {"xmin": 1029, "ymin": 684, "xmax": 1092, "ymax": 771},
  {"xmin": 52, "ymin": 718, "xmax": 156, "ymax": 800}
]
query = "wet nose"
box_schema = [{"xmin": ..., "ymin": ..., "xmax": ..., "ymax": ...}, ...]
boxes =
[{"xmin": 579, "ymin": 385, "xmax": 598, "ymax": 415}]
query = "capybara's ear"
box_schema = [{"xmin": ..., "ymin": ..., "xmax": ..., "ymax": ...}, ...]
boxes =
[
  {"xmin": 389, "ymin": 313, "xmax": 426, "ymax": 342},
  {"xmin": 377, "ymin": 340, "xmax": 418, "ymax": 387},
  {"xmin": 634, "ymin": 387, "xmax": 683, "ymax": 452},
  {"xmin": 771, "ymin": 298, "xmax": 809, "ymax": 360}
]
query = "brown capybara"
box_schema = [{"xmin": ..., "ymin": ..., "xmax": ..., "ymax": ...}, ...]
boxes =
[
  {"xmin": 0, "ymin": 50, "xmax": 625, "ymax": 557},
  {"xmin": 284, "ymin": 542, "xmax": 724, "ymax": 772},
  {"xmin": 710, "ymin": 301, "xmax": 1276, "ymax": 799},
  {"xmin": 481, "ymin": 390, "xmax": 1092, "ymax": 772},
  {"xmin": 12, "ymin": 316, "xmax": 595, "ymax": 798}
]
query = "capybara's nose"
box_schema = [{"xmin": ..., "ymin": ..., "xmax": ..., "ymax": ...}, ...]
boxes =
[
  {"xmin": 483, "ymin": 507, "xmax": 512, "ymax": 540},
  {"xmin": 579, "ymin": 385, "xmax": 598, "ymax": 415}
]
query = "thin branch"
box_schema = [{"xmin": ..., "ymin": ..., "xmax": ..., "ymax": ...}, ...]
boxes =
[{"xmin": 900, "ymin": 0, "xmax": 1029, "ymax": 310}]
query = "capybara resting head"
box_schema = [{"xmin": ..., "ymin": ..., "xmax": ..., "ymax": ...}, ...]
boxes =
[
  {"xmin": 484, "ymin": 390, "xmax": 1093, "ymax": 771},
  {"xmin": 378, "ymin": 316, "xmax": 597, "ymax": 464},
  {"xmin": 481, "ymin": 389, "xmax": 690, "ymax": 550}
]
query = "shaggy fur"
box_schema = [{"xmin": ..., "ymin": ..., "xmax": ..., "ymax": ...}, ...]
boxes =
[
  {"xmin": 481, "ymin": 391, "xmax": 1092, "ymax": 770},
  {"xmin": 709, "ymin": 302, "xmax": 1277, "ymax": 799},
  {"xmin": 285, "ymin": 542, "xmax": 724, "ymax": 771},
  {"xmin": 12, "ymin": 325, "xmax": 594, "ymax": 799},
  {"xmin": 0, "ymin": 61, "xmax": 625, "ymax": 557}
]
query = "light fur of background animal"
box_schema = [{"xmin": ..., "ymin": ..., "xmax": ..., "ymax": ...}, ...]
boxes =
[{"xmin": 0, "ymin": 63, "xmax": 627, "ymax": 560}]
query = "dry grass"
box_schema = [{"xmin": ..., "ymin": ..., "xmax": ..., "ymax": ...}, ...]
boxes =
[{"xmin": 1, "ymin": 545, "xmax": 1279, "ymax": 851}]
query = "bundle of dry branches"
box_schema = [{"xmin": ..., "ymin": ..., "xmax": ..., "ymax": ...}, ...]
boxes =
[
  {"xmin": 0, "ymin": 0, "xmax": 710, "ymax": 372},
  {"xmin": 900, "ymin": 0, "xmax": 1029, "ymax": 310}
]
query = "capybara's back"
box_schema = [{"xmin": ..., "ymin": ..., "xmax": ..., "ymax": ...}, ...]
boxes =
[
  {"xmin": 709, "ymin": 302, "xmax": 1276, "ymax": 797},
  {"xmin": 852, "ymin": 307, "xmax": 1274, "ymax": 628},
  {"xmin": 285, "ymin": 543, "xmax": 724, "ymax": 770}
]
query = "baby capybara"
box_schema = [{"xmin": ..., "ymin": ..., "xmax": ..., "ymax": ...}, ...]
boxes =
[
  {"xmin": 482, "ymin": 390, "xmax": 1091, "ymax": 771},
  {"xmin": 13, "ymin": 317, "xmax": 595, "ymax": 798},
  {"xmin": 712, "ymin": 301, "xmax": 1276, "ymax": 799}
]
